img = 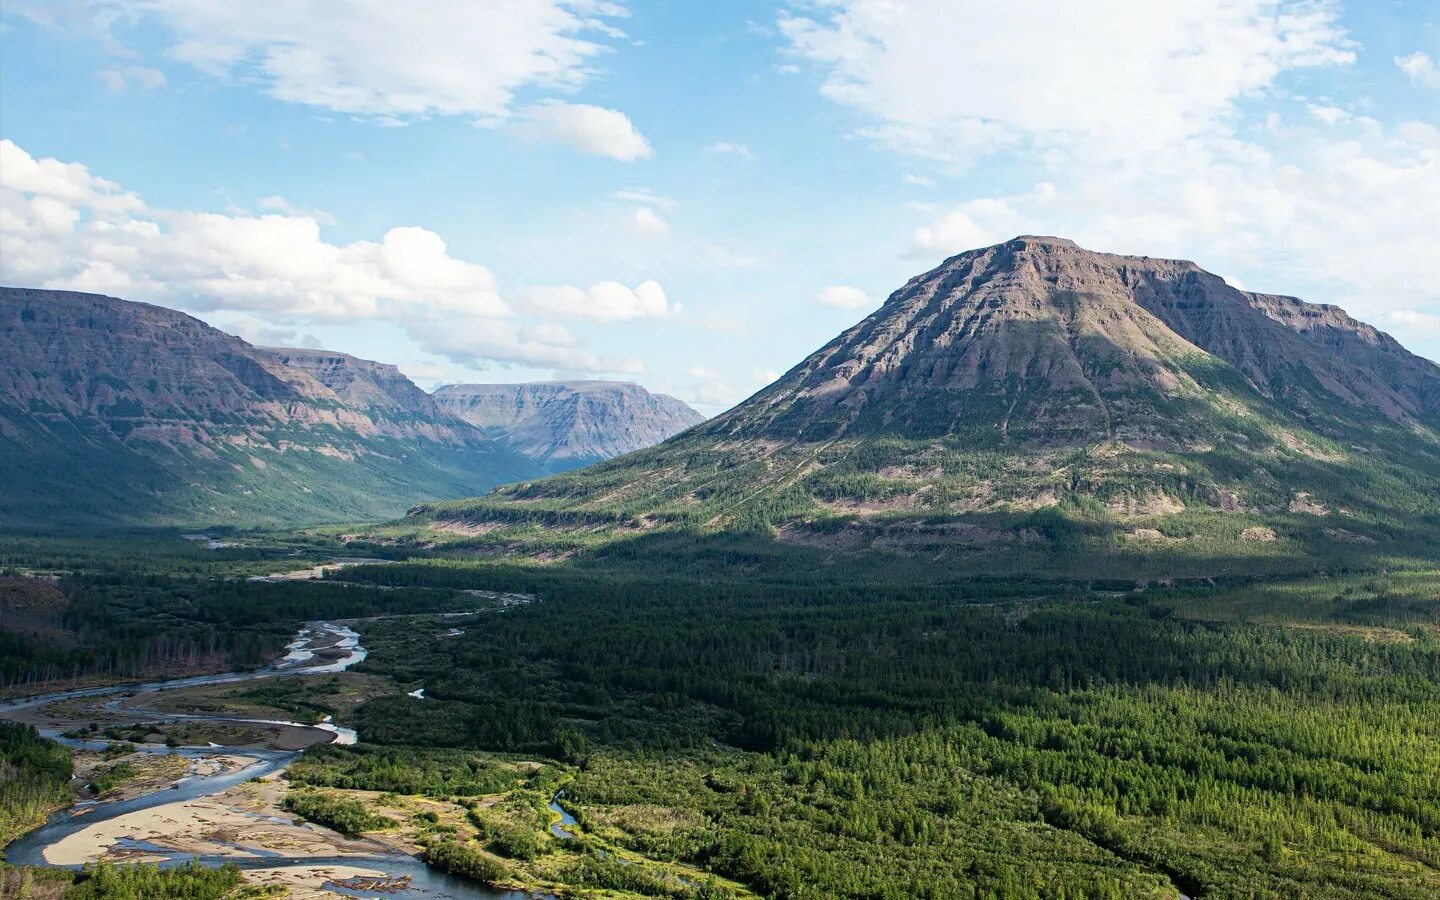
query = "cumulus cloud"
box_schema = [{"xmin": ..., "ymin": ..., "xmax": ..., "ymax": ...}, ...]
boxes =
[
  {"xmin": 816, "ymin": 285, "xmax": 872, "ymax": 310},
  {"xmin": 521, "ymin": 280, "xmax": 676, "ymax": 321},
  {"xmin": 781, "ymin": 1, "xmax": 1440, "ymax": 356},
  {"xmin": 516, "ymin": 101, "xmax": 652, "ymax": 161},
  {"xmin": 257, "ymin": 195, "xmax": 337, "ymax": 224},
  {"xmin": 630, "ymin": 206, "xmax": 671, "ymax": 237},
  {"xmin": 0, "ymin": 140, "xmax": 668, "ymax": 373},
  {"xmin": 1396, "ymin": 51, "xmax": 1440, "ymax": 90},
  {"xmin": 54, "ymin": 0, "xmax": 628, "ymax": 122},
  {"xmin": 780, "ymin": 0, "xmax": 1354, "ymax": 162},
  {"xmin": 35, "ymin": 1, "xmax": 655, "ymax": 160}
]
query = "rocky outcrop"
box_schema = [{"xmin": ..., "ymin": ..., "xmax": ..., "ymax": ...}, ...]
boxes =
[
  {"xmin": 261, "ymin": 347, "xmax": 483, "ymax": 446},
  {"xmin": 434, "ymin": 381, "xmax": 704, "ymax": 470}
]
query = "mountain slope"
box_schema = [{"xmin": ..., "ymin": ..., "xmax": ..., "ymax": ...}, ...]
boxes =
[
  {"xmin": 0, "ymin": 287, "xmax": 539, "ymax": 526},
  {"xmin": 413, "ymin": 237, "xmax": 1440, "ymax": 573},
  {"xmin": 434, "ymin": 381, "xmax": 704, "ymax": 471}
]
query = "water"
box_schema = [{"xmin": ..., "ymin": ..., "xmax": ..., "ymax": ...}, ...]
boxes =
[
  {"xmin": 3, "ymin": 750, "xmax": 294, "ymax": 866},
  {"xmin": 1, "ymin": 620, "xmax": 539, "ymax": 899},
  {"xmin": 547, "ymin": 793, "xmax": 577, "ymax": 839}
]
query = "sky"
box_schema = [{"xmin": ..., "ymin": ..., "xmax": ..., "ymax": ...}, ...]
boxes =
[{"xmin": 1, "ymin": 1, "xmax": 1437, "ymax": 415}]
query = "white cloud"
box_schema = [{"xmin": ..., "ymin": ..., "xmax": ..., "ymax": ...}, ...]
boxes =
[
  {"xmin": 1375, "ymin": 309, "xmax": 1440, "ymax": 338},
  {"xmin": 516, "ymin": 101, "xmax": 652, "ymax": 161},
  {"xmin": 903, "ymin": 124, "xmax": 1440, "ymax": 336},
  {"xmin": 257, "ymin": 195, "xmax": 336, "ymax": 224},
  {"xmin": 707, "ymin": 141, "xmax": 754, "ymax": 159},
  {"xmin": 96, "ymin": 66, "xmax": 166, "ymax": 92},
  {"xmin": 1396, "ymin": 51, "xmax": 1440, "ymax": 90},
  {"xmin": 780, "ymin": 2, "xmax": 1439, "ymax": 357},
  {"xmin": 780, "ymin": 0, "xmax": 1354, "ymax": 162},
  {"xmin": 217, "ymin": 315, "xmax": 324, "ymax": 349},
  {"xmin": 668, "ymin": 364, "xmax": 774, "ymax": 414},
  {"xmin": 0, "ymin": 140, "xmax": 667, "ymax": 373},
  {"xmin": 0, "ymin": 139, "xmax": 142, "ymax": 215},
  {"xmin": 630, "ymin": 206, "xmax": 671, "ymax": 237},
  {"xmin": 521, "ymin": 280, "xmax": 676, "ymax": 321},
  {"xmin": 611, "ymin": 187, "xmax": 674, "ymax": 209},
  {"xmin": 816, "ymin": 285, "xmax": 873, "ymax": 310},
  {"xmin": 61, "ymin": 0, "xmax": 628, "ymax": 121}
]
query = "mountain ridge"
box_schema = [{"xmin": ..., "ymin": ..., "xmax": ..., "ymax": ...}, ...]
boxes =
[
  {"xmin": 413, "ymin": 236, "xmax": 1440, "ymax": 572},
  {"xmin": 434, "ymin": 380, "xmax": 704, "ymax": 471},
  {"xmin": 0, "ymin": 287, "xmax": 538, "ymax": 525}
]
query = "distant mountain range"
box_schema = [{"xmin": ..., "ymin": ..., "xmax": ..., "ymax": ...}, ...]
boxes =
[
  {"xmin": 434, "ymin": 381, "xmax": 704, "ymax": 472},
  {"xmin": 416, "ymin": 236, "xmax": 1440, "ymax": 570},
  {"xmin": 0, "ymin": 287, "xmax": 702, "ymax": 526}
]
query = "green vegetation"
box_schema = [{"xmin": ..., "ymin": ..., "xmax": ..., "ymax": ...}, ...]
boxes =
[
  {"xmin": 0, "ymin": 723, "xmax": 73, "ymax": 848},
  {"xmin": 62, "ymin": 860, "xmax": 271, "ymax": 899},
  {"xmin": 329, "ymin": 560, "xmax": 1440, "ymax": 899},
  {"xmin": 0, "ymin": 863, "xmax": 73, "ymax": 898},
  {"xmin": 399, "ymin": 388, "xmax": 1440, "ymax": 578},
  {"xmin": 287, "ymin": 743, "xmax": 526, "ymax": 796},
  {"xmin": 3, "ymin": 529, "xmax": 1436, "ymax": 898},
  {"xmin": 0, "ymin": 399, "xmax": 539, "ymax": 528},
  {"xmin": 84, "ymin": 761, "xmax": 136, "ymax": 796},
  {"xmin": 282, "ymin": 790, "xmax": 397, "ymax": 835},
  {"xmin": 423, "ymin": 839, "xmax": 507, "ymax": 884},
  {"xmin": 0, "ymin": 553, "xmax": 482, "ymax": 690}
]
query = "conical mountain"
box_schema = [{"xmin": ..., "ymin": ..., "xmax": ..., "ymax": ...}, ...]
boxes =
[
  {"xmin": 414, "ymin": 238, "xmax": 1440, "ymax": 570},
  {"xmin": 708, "ymin": 236, "xmax": 1438, "ymax": 446}
]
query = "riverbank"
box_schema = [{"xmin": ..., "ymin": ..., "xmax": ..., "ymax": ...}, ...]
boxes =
[
  {"xmin": 1, "ymin": 613, "xmax": 576, "ymax": 899},
  {"xmin": 40, "ymin": 770, "xmax": 384, "ymax": 866}
]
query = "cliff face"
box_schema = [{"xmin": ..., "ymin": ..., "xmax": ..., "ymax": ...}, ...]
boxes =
[
  {"xmin": 260, "ymin": 347, "xmax": 485, "ymax": 446},
  {"xmin": 433, "ymin": 381, "xmax": 704, "ymax": 470},
  {"xmin": 0, "ymin": 287, "xmax": 538, "ymax": 525}
]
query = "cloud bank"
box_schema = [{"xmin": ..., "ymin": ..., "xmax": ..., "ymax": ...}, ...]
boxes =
[{"xmin": 0, "ymin": 139, "xmax": 668, "ymax": 374}]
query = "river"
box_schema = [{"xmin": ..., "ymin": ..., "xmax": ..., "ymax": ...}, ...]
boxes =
[{"xmin": 1, "ymin": 620, "xmax": 542, "ymax": 899}]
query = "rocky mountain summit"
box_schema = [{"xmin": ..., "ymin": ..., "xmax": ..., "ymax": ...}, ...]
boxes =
[
  {"xmin": 709, "ymin": 235, "xmax": 1440, "ymax": 445},
  {"xmin": 417, "ymin": 237, "xmax": 1440, "ymax": 568},
  {"xmin": 434, "ymin": 381, "xmax": 704, "ymax": 471}
]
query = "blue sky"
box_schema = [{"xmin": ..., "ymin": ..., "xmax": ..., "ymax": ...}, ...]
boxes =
[{"xmin": 2, "ymin": 1, "xmax": 1437, "ymax": 413}]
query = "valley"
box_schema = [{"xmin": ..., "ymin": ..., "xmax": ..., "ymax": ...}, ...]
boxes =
[
  {"xmin": 2, "ymin": 237, "xmax": 1439, "ymax": 899},
  {"xmin": 1, "ymin": 527, "xmax": 1437, "ymax": 899}
]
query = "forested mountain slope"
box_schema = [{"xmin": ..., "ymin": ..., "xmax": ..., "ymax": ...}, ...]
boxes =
[{"xmin": 0, "ymin": 287, "xmax": 538, "ymax": 525}]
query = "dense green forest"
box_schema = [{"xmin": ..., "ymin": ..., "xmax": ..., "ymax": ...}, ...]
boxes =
[
  {"xmin": 2, "ymin": 532, "xmax": 1437, "ymax": 898},
  {"xmin": 0, "ymin": 724, "xmax": 72, "ymax": 849},
  {"xmin": 61, "ymin": 861, "xmax": 270, "ymax": 899},
  {"xmin": 0, "ymin": 537, "xmax": 478, "ymax": 690},
  {"xmin": 333, "ymin": 560, "xmax": 1440, "ymax": 899}
]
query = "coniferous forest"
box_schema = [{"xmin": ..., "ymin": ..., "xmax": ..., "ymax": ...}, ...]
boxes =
[{"xmin": 2, "ymin": 524, "xmax": 1438, "ymax": 899}]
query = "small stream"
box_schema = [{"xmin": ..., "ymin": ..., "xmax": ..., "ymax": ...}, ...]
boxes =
[
  {"xmin": 1, "ymin": 620, "xmax": 541, "ymax": 899},
  {"xmin": 547, "ymin": 794, "xmax": 578, "ymax": 840}
]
